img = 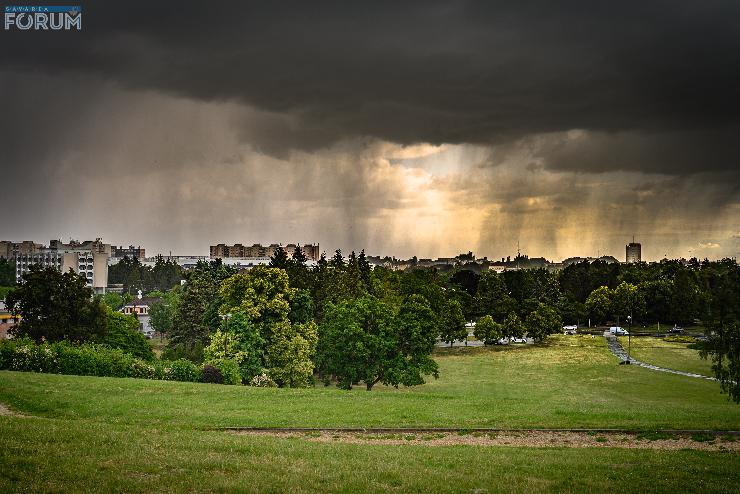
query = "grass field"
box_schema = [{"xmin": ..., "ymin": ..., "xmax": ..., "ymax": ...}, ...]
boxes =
[
  {"xmin": 617, "ymin": 336, "xmax": 713, "ymax": 376},
  {"xmin": 1, "ymin": 335, "xmax": 739, "ymax": 492}
]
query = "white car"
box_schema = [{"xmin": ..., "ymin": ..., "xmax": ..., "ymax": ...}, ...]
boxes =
[
  {"xmin": 563, "ymin": 325, "xmax": 578, "ymax": 335},
  {"xmin": 609, "ymin": 326, "xmax": 629, "ymax": 336}
]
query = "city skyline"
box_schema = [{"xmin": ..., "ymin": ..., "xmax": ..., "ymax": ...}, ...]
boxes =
[{"xmin": 2, "ymin": 2, "xmax": 739, "ymax": 261}]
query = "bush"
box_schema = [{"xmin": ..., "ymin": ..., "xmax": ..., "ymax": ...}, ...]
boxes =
[
  {"xmin": 166, "ymin": 359, "xmax": 201, "ymax": 382},
  {"xmin": 161, "ymin": 341, "xmax": 204, "ymax": 363},
  {"xmin": 0, "ymin": 338, "xmax": 201, "ymax": 384},
  {"xmin": 208, "ymin": 359, "xmax": 242, "ymax": 385},
  {"xmin": 100, "ymin": 311, "xmax": 155, "ymax": 361},
  {"xmin": 250, "ymin": 372, "xmax": 277, "ymax": 387},
  {"xmin": 201, "ymin": 364, "xmax": 223, "ymax": 384}
]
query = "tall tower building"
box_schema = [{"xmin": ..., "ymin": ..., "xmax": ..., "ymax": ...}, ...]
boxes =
[{"xmin": 626, "ymin": 238, "xmax": 641, "ymax": 263}]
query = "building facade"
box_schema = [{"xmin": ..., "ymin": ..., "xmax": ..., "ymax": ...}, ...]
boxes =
[
  {"xmin": 15, "ymin": 238, "xmax": 111, "ymax": 294},
  {"xmin": 626, "ymin": 242, "xmax": 642, "ymax": 263},
  {"xmin": 0, "ymin": 240, "xmax": 43, "ymax": 259},
  {"xmin": 210, "ymin": 243, "xmax": 320, "ymax": 261},
  {"xmin": 111, "ymin": 245, "xmax": 146, "ymax": 259}
]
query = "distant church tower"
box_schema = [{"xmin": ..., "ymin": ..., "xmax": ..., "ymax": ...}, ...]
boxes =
[{"xmin": 626, "ymin": 237, "xmax": 641, "ymax": 263}]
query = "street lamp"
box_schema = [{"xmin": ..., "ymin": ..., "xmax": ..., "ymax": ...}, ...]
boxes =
[{"xmin": 220, "ymin": 313, "xmax": 232, "ymax": 355}]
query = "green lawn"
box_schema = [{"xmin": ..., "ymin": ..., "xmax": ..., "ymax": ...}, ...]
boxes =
[
  {"xmin": 618, "ymin": 336, "xmax": 714, "ymax": 376},
  {"xmin": 1, "ymin": 417, "xmax": 738, "ymax": 493},
  {"xmin": 1, "ymin": 334, "xmax": 739, "ymax": 492},
  {"xmin": 1, "ymin": 335, "xmax": 737, "ymax": 431}
]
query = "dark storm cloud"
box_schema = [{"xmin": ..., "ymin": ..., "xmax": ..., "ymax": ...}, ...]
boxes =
[{"xmin": 3, "ymin": 1, "xmax": 740, "ymax": 173}]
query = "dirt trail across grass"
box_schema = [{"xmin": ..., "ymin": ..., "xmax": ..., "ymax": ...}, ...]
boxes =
[
  {"xmin": 231, "ymin": 429, "xmax": 740, "ymax": 451},
  {"xmin": 0, "ymin": 402, "xmax": 25, "ymax": 417}
]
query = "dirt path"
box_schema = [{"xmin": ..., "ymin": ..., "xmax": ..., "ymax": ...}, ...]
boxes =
[
  {"xmin": 0, "ymin": 402, "xmax": 25, "ymax": 417},
  {"xmin": 231, "ymin": 429, "xmax": 739, "ymax": 451}
]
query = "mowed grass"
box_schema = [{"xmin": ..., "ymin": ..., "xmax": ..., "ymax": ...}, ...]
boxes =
[
  {"xmin": 617, "ymin": 336, "xmax": 714, "ymax": 376},
  {"xmin": 1, "ymin": 335, "xmax": 738, "ymax": 430},
  {"xmin": 1, "ymin": 416, "xmax": 739, "ymax": 493},
  {"xmin": 1, "ymin": 335, "xmax": 740, "ymax": 493}
]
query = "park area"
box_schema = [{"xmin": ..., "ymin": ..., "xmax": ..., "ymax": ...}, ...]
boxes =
[{"xmin": 1, "ymin": 334, "xmax": 739, "ymax": 493}]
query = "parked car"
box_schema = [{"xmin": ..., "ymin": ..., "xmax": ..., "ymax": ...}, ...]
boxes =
[
  {"xmin": 563, "ymin": 325, "xmax": 578, "ymax": 335},
  {"xmin": 668, "ymin": 326, "xmax": 683, "ymax": 334},
  {"xmin": 495, "ymin": 337, "xmax": 510, "ymax": 345},
  {"xmin": 609, "ymin": 326, "xmax": 629, "ymax": 336}
]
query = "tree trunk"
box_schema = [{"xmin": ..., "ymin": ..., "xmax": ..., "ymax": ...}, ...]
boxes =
[{"xmin": 366, "ymin": 376, "xmax": 381, "ymax": 391}]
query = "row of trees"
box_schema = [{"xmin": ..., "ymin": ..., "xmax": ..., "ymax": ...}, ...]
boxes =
[
  {"xmin": 5, "ymin": 248, "xmax": 739, "ymax": 400},
  {"xmin": 5, "ymin": 266, "xmax": 153, "ymax": 360},
  {"xmin": 108, "ymin": 256, "xmax": 183, "ymax": 294}
]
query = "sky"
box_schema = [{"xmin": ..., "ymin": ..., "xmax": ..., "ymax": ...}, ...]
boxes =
[{"xmin": 1, "ymin": 1, "xmax": 739, "ymax": 261}]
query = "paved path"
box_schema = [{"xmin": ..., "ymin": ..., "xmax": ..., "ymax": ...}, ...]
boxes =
[{"xmin": 604, "ymin": 333, "xmax": 716, "ymax": 381}]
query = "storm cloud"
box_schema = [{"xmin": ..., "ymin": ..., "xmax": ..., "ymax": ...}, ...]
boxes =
[{"xmin": 1, "ymin": 2, "xmax": 739, "ymax": 259}]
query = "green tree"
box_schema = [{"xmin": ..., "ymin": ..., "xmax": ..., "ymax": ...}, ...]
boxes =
[
  {"xmin": 474, "ymin": 271, "xmax": 517, "ymax": 321},
  {"xmin": 611, "ymin": 281, "xmax": 645, "ymax": 325},
  {"xmin": 204, "ymin": 312, "xmax": 263, "ymax": 383},
  {"xmin": 217, "ymin": 266, "xmax": 316, "ymax": 387},
  {"xmin": 263, "ymin": 320, "xmax": 318, "ymax": 387},
  {"xmin": 102, "ymin": 292, "xmax": 124, "ymax": 311},
  {"xmin": 219, "ymin": 266, "xmax": 294, "ymax": 328},
  {"xmin": 149, "ymin": 290, "xmax": 179, "ymax": 340},
  {"xmin": 101, "ymin": 310, "xmax": 155, "ymax": 360},
  {"xmin": 287, "ymin": 245, "xmax": 311, "ymax": 290},
  {"xmin": 269, "ymin": 246, "xmax": 290, "ymax": 270},
  {"xmin": 6, "ymin": 265, "xmax": 107, "ymax": 343},
  {"xmin": 438, "ymin": 298, "xmax": 467, "ymax": 346},
  {"xmin": 288, "ymin": 289, "xmax": 314, "ymax": 324},
  {"xmin": 701, "ymin": 321, "xmax": 740, "ymax": 403},
  {"xmin": 474, "ymin": 315, "xmax": 503, "ymax": 345},
  {"xmin": 317, "ymin": 295, "xmax": 438, "ymax": 391},
  {"xmin": 168, "ymin": 260, "xmax": 235, "ymax": 360},
  {"xmin": 0, "ymin": 258, "xmax": 15, "ymax": 286},
  {"xmin": 585, "ymin": 286, "xmax": 612, "ymax": 325},
  {"xmin": 526, "ymin": 303, "xmax": 563, "ymax": 342},
  {"xmin": 503, "ymin": 312, "xmax": 524, "ymax": 338}
]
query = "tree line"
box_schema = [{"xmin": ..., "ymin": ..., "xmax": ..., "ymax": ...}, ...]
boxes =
[{"xmin": 4, "ymin": 249, "xmax": 739, "ymax": 400}]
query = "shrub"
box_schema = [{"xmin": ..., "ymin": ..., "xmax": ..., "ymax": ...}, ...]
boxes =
[
  {"xmin": 0, "ymin": 338, "xmax": 200, "ymax": 384},
  {"xmin": 201, "ymin": 364, "xmax": 223, "ymax": 384},
  {"xmin": 166, "ymin": 359, "xmax": 201, "ymax": 382},
  {"xmin": 100, "ymin": 311, "xmax": 155, "ymax": 361},
  {"xmin": 162, "ymin": 341, "xmax": 204, "ymax": 363},
  {"xmin": 212, "ymin": 359, "xmax": 242, "ymax": 385},
  {"xmin": 131, "ymin": 358, "xmax": 157, "ymax": 379},
  {"xmin": 250, "ymin": 372, "xmax": 277, "ymax": 387}
]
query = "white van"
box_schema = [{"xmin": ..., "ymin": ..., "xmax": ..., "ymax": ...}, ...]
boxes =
[{"xmin": 609, "ymin": 326, "xmax": 629, "ymax": 336}]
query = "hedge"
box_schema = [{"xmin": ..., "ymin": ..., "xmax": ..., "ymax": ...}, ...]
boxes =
[{"xmin": 0, "ymin": 338, "xmax": 210, "ymax": 383}]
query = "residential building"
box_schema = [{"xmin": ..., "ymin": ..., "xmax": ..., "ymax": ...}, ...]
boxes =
[
  {"xmin": 0, "ymin": 240, "xmax": 43, "ymax": 259},
  {"xmin": 626, "ymin": 241, "xmax": 641, "ymax": 263},
  {"xmin": 121, "ymin": 293, "xmax": 160, "ymax": 336},
  {"xmin": 210, "ymin": 243, "xmax": 321, "ymax": 261},
  {"xmin": 15, "ymin": 238, "xmax": 111, "ymax": 294},
  {"xmin": 111, "ymin": 245, "xmax": 146, "ymax": 259}
]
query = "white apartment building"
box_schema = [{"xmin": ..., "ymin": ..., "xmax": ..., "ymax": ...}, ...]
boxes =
[{"xmin": 15, "ymin": 238, "xmax": 111, "ymax": 294}]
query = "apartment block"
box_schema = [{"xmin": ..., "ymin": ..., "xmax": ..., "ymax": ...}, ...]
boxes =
[
  {"xmin": 210, "ymin": 243, "xmax": 320, "ymax": 261},
  {"xmin": 15, "ymin": 238, "xmax": 111, "ymax": 294}
]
